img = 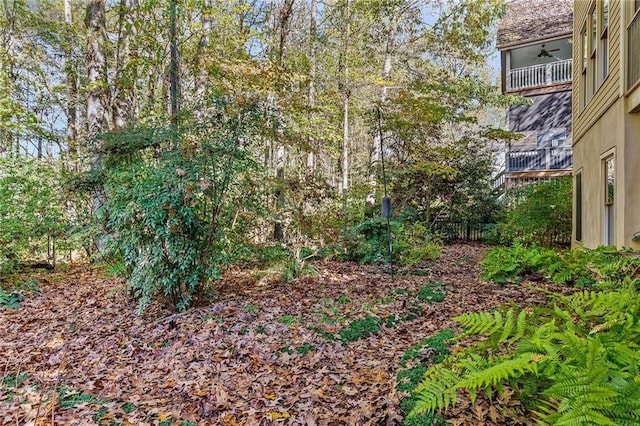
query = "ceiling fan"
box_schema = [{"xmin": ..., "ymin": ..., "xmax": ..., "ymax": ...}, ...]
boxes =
[{"xmin": 537, "ymin": 44, "xmax": 560, "ymax": 58}]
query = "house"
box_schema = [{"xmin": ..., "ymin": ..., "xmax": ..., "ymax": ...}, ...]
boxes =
[
  {"xmin": 496, "ymin": 0, "xmax": 573, "ymax": 189},
  {"xmin": 572, "ymin": 0, "xmax": 640, "ymax": 248}
]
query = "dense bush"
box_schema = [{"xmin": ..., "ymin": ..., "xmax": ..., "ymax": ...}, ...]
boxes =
[
  {"xmin": 0, "ymin": 157, "xmax": 68, "ymax": 273},
  {"xmin": 491, "ymin": 177, "xmax": 571, "ymax": 247},
  {"xmin": 96, "ymin": 95, "xmax": 269, "ymax": 311}
]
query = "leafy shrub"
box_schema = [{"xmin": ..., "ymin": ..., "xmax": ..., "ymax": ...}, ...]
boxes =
[
  {"xmin": 97, "ymin": 95, "xmax": 269, "ymax": 311},
  {"xmin": 342, "ymin": 217, "xmax": 441, "ymax": 266},
  {"xmin": 0, "ymin": 157, "xmax": 68, "ymax": 273},
  {"xmin": 499, "ymin": 177, "xmax": 572, "ymax": 247},
  {"xmin": 411, "ymin": 279, "xmax": 640, "ymax": 425}
]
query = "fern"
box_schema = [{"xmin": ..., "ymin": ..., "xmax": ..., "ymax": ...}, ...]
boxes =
[
  {"xmin": 458, "ymin": 353, "xmax": 541, "ymax": 402},
  {"xmin": 412, "ymin": 365, "xmax": 461, "ymax": 414}
]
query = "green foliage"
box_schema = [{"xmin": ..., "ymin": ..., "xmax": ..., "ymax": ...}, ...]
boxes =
[
  {"xmin": 342, "ymin": 217, "xmax": 441, "ymax": 266},
  {"xmin": 480, "ymin": 242, "xmax": 558, "ymax": 284},
  {"xmin": 401, "ymin": 329, "xmax": 455, "ymax": 368},
  {"xmin": 416, "ymin": 282, "xmax": 447, "ymax": 303},
  {"xmin": 397, "ymin": 330, "xmax": 454, "ymax": 426},
  {"xmin": 279, "ymin": 248, "xmax": 319, "ymax": 282},
  {"xmin": 0, "ymin": 279, "xmax": 40, "ymax": 309},
  {"xmin": 498, "ymin": 178, "xmax": 572, "ymax": 247},
  {"xmin": 2, "ymin": 372, "xmax": 29, "ymax": 388},
  {"xmin": 97, "ymin": 95, "xmax": 269, "ymax": 311},
  {"xmin": 339, "ymin": 315, "xmax": 381, "ymax": 342},
  {"xmin": 482, "ymin": 243, "xmax": 640, "ymax": 286},
  {"xmin": 58, "ymin": 388, "xmax": 106, "ymax": 409},
  {"xmin": 410, "ymin": 278, "xmax": 640, "ymax": 425},
  {"xmin": 0, "ymin": 157, "xmax": 67, "ymax": 273},
  {"xmin": 0, "ymin": 288, "xmax": 24, "ymax": 309}
]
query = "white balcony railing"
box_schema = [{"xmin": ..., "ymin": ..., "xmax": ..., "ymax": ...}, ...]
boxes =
[
  {"xmin": 507, "ymin": 146, "xmax": 572, "ymax": 172},
  {"xmin": 507, "ymin": 59, "xmax": 572, "ymax": 91}
]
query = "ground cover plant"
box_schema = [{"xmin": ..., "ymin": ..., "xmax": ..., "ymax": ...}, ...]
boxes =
[{"xmin": 481, "ymin": 242, "xmax": 640, "ymax": 286}]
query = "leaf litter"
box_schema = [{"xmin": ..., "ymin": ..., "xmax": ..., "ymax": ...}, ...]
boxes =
[{"xmin": 0, "ymin": 244, "xmax": 563, "ymax": 425}]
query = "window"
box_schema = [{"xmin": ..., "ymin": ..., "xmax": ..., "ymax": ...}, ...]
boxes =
[
  {"xmin": 575, "ymin": 172, "xmax": 582, "ymax": 242},
  {"xmin": 590, "ymin": 6, "xmax": 598, "ymax": 96},
  {"xmin": 600, "ymin": 0, "xmax": 609, "ymax": 81},
  {"xmin": 604, "ymin": 157, "xmax": 615, "ymax": 245},
  {"xmin": 581, "ymin": 26, "xmax": 588, "ymax": 108}
]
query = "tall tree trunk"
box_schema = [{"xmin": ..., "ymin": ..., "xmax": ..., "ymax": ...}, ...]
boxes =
[
  {"xmin": 341, "ymin": 0, "xmax": 351, "ymax": 217},
  {"xmin": 112, "ymin": 0, "xmax": 137, "ymax": 129},
  {"xmin": 169, "ymin": 0, "xmax": 179, "ymax": 131},
  {"xmin": 305, "ymin": 0, "xmax": 317, "ymax": 177},
  {"xmin": 367, "ymin": 23, "xmax": 395, "ymax": 207},
  {"xmin": 194, "ymin": 0, "xmax": 211, "ymax": 104},
  {"xmin": 85, "ymin": 0, "xmax": 110, "ymax": 228},
  {"xmin": 85, "ymin": 0, "xmax": 110, "ymax": 139},
  {"xmin": 273, "ymin": 0, "xmax": 294, "ymax": 242},
  {"xmin": 64, "ymin": 0, "xmax": 78, "ymax": 170}
]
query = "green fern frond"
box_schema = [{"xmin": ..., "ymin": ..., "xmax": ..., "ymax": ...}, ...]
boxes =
[
  {"xmin": 498, "ymin": 309, "xmax": 515, "ymax": 343},
  {"xmin": 455, "ymin": 308, "xmax": 529, "ymax": 346},
  {"xmin": 411, "ymin": 365, "xmax": 461, "ymax": 414},
  {"xmin": 454, "ymin": 310, "xmax": 498, "ymax": 335},
  {"xmin": 456, "ymin": 353, "xmax": 541, "ymax": 402}
]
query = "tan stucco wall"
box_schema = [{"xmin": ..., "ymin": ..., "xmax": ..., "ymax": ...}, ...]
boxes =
[
  {"xmin": 623, "ymin": 112, "xmax": 640, "ymax": 248},
  {"xmin": 573, "ymin": 99, "xmax": 625, "ymax": 248}
]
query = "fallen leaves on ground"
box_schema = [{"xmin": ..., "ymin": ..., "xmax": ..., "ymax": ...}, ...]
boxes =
[{"xmin": 0, "ymin": 244, "xmax": 565, "ymax": 425}]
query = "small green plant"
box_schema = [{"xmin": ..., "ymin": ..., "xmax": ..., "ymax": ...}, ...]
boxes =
[
  {"xmin": 400, "ymin": 329, "xmax": 455, "ymax": 367},
  {"xmin": 0, "ymin": 288, "xmax": 24, "ymax": 309},
  {"xmin": 278, "ymin": 315, "xmax": 300, "ymax": 326},
  {"xmin": 335, "ymin": 296, "xmax": 351, "ymax": 304},
  {"xmin": 480, "ymin": 242, "xmax": 558, "ymax": 284},
  {"xmin": 339, "ymin": 315, "xmax": 381, "ymax": 342},
  {"xmin": 243, "ymin": 304, "xmax": 258, "ymax": 313},
  {"xmin": 58, "ymin": 388, "xmax": 105, "ymax": 408},
  {"xmin": 397, "ymin": 330, "xmax": 453, "ymax": 426},
  {"xmin": 416, "ymin": 283, "xmax": 447, "ymax": 303},
  {"xmin": 280, "ymin": 247, "xmax": 319, "ymax": 282},
  {"xmin": 295, "ymin": 343, "xmax": 316, "ymax": 354},
  {"xmin": 255, "ymin": 326, "xmax": 266, "ymax": 334},
  {"xmin": 121, "ymin": 402, "xmax": 136, "ymax": 414},
  {"xmin": 2, "ymin": 372, "xmax": 29, "ymax": 388}
]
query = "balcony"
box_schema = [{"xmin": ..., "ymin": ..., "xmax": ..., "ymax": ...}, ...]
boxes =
[
  {"xmin": 507, "ymin": 59, "xmax": 572, "ymax": 92},
  {"xmin": 507, "ymin": 146, "xmax": 572, "ymax": 172}
]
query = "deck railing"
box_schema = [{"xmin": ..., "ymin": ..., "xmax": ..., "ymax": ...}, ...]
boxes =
[
  {"xmin": 507, "ymin": 59, "xmax": 572, "ymax": 91},
  {"xmin": 507, "ymin": 147, "xmax": 572, "ymax": 172},
  {"xmin": 629, "ymin": 11, "xmax": 640, "ymax": 90}
]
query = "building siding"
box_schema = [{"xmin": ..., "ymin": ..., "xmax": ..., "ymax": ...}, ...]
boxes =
[{"xmin": 572, "ymin": 0, "xmax": 640, "ymax": 249}]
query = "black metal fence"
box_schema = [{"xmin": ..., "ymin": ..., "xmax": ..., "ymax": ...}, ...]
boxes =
[{"xmin": 431, "ymin": 220, "xmax": 492, "ymax": 243}]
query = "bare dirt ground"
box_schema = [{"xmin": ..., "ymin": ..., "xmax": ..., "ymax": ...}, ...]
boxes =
[{"xmin": 1, "ymin": 244, "xmax": 561, "ymax": 425}]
